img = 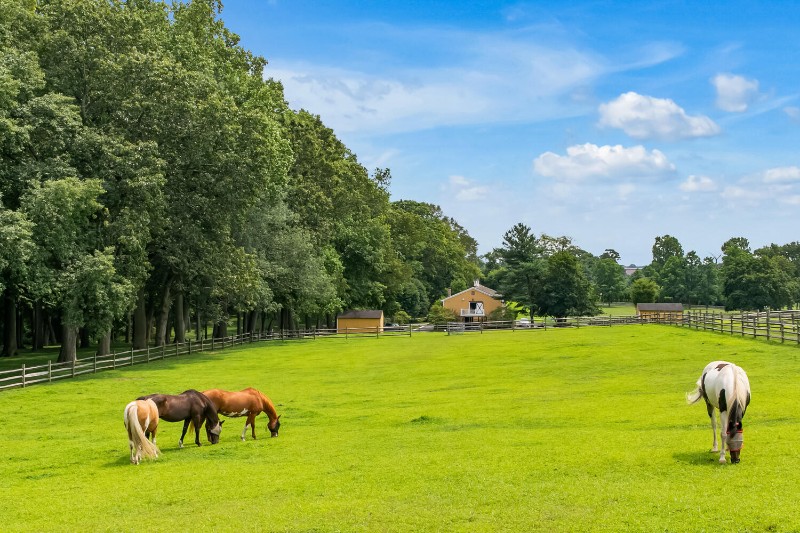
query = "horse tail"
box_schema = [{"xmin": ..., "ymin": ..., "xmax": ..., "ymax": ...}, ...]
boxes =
[
  {"xmin": 125, "ymin": 400, "xmax": 160, "ymax": 461},
  {"xmin": 686, "ymin": 376, "xmax": 704, "ymax": 405}
]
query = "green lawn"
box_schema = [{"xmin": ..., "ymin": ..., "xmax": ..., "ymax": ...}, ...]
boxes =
[{"xmin": 2, "ymin": 327, "xmax": 800, "ymax": 532}]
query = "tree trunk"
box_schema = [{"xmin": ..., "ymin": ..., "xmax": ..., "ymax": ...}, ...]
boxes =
[
  {"xmin": 183, "ymin": 301, "xmax": 190, "ymax": 339},
  {"xmin": 155, "ymin": 282, "xmax": 171, "ymax": 347},
  {"xmin": 79, "ymin": 327, "xmax": 90, "ymax": 348},
  {"xmin": 2, "ymin": 290, "xmax": 17, "ymax": 357},
  {"xmin": 98, "ymin": 330, "xmax": 111, "ymax": 356},
  {"xmin": 32, "ymin": 301, "xmax": 44, "ymax": 351},
  {"xmin": 58, "ymin": 325, "xmax": 78, "ymax": 363},
  {"xmin": 133, "ymin": 289, "xmax": 148, "ymax": 350},
  {"xmin": 173, "ymin": 292, "xmax": 185, "ymax": 343}
]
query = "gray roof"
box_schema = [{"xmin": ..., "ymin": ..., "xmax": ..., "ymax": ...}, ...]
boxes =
[
  {"xmin": 443, "ymin": 283, "xmax": 502, "ymax": 302},
  {"xmin": 337, "ymin": 310, "xmax": 384, "ymax": 319},
  {"xmin": 636, "ymin": 303, "xmax": 684, "ymax": 311}
]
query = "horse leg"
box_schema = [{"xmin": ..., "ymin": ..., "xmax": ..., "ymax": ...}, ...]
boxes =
[
  {"xmin": 179, "ymin": 420, "xmax": 190, "ymax": 449},
  {"xmin": 718, "ymin": 411, "xmax": 729, "ymax": 464},
  {"xmin": 193, "ymin": 415, "xmax": 202, "ymax": 446},
  {"xmin": 705, "ymin": 401, "xmax": 718, "ymax": 452},
  {"xmin": 244, "ymin": 413, "xmax": 256, "ymax": 440}
]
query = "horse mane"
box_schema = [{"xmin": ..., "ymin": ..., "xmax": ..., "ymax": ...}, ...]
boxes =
[{"xmin": 244, "ymin": 387, "xmax": 278, "ymax": 422}]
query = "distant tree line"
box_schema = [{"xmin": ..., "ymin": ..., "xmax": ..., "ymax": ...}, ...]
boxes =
[
  {"xmin": 483, "ymin": 226, "xmax": 800, "ymax": 320},
  {"xmin": 0, "ymin": 0, "xmax": 479, "ymax": 360}
]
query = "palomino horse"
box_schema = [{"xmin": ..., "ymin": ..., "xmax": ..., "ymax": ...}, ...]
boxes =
[
  {"xmin": 202, "ymin": 387, "xmax": 281, "ymax": 440},
  {"xmin": 138, "ymin": 390, "xmax": 223, "ymax": 448},
  {"xmin": 687, "ymin": 361, "xmax": 751, "ymax": 464},
  {"xmin": 123, "ymin": 399, "xmax": 160, "ymax": 464}
]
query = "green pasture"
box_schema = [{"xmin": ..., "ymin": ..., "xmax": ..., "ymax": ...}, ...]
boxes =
[{"xmin": 3, "ymin": 327, "xmax": 800, "ymax": 532}]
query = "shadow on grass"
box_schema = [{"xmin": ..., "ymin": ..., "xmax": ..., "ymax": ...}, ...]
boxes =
[
  {"xmin": 673, "ymin": 450, "xmax": 725, "ymax": 466},
  {"xmin": 103, "ymin": 443, "xmax": 198, "ymax": 468}
]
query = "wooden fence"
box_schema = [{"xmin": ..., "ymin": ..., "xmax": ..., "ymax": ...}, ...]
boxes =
[
  {"xmin": 670, "ymin": 309, "xmax": 800, "ymax": 344},
  {"xmin": 0, "ymin": 325, "xmax": 413, "ymax": 392},
  {"xmin": 3, "ymin": 311, "xmax": 798, "ymax": 391}
]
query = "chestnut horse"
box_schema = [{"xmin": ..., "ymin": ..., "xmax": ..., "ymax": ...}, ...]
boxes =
[
  {"xmin": 123, "ymin": 399, "xmax": 160, "ymax": 464},
  {"xmin": 687, "ymin": 361, "xmax": 751, "ymax": 464},
  {"xmin": 138, "ymin": 389, "xmax": 223, "ymax": 448},
  {"xmin": 202, "ymin": 387, "xmax": 281, "ymax": 440}
]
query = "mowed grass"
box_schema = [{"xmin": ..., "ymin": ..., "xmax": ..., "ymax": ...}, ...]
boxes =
[{"xmin": 3, "ymin": 327, "xmax": 800, "ymax": 532}]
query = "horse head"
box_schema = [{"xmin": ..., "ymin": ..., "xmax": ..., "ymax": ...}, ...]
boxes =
[
  {"xmin": 269, "ymin": 415, "xmax": 281, "ymax": 438},
  {"xmin": 726, "ymin": 406, "xmax": 744, "ymax": 464},
  {"xmin": 206, "ymin": 419, "xmax": 224, "ymax": 444}
]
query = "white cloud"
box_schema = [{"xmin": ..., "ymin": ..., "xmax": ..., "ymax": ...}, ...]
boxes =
[
  {"xmin": 712, "ymin": 73, "xmax": 759, "ymax": 112},
  {"xmin": 761, "ymin": 166, "xmax": 800, "ymax": 183},
  {"xmin": 264, "ymin": 27, "xmax": 683, "ymax": 135},
  {"xmin": 445, "ymin": 175, "xmax": 489, "ymax": 201},
  {"xmin": 533, "ymin": 143, "xmax": 676, "ymax": 180},
  {"xmin": 785, "ymin": 106, "xmax": 800, "ymax": 122},
  {"xmin": 679, "ymin": 175, "xmax": 717, "ymax": 192},
  {"xmin": 598, "ymin": 92, "xmax": 720, "ymax": 141}
]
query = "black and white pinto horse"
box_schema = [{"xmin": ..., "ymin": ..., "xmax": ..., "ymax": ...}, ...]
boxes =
[{"xmin": 687, "ymin": 361, "xmax": 751, "ymax": 464}]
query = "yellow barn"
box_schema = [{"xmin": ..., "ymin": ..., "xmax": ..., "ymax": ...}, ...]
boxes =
[
  {"xmin": 441, "ymin": 281, "xmax": 503, "ymax": 323},
  {"xmin": 336, "ymin": 310, "xmax": 384, "ymax": 333}
]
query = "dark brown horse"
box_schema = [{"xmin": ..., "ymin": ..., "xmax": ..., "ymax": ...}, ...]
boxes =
[
  {"xmin": 202, "ymin": 387, "xmax": 281, "ymax": 440},
  {"xmin": 138, "ymin": 390, "xmax": 223, "ymax": 448}
]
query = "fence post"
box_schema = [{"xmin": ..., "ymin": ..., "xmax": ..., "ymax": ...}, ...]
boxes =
[
  {"xmin": 71, "ymin": 358, "xmax": 76, "ymax": 377},
  {"xmin": 94, "ymin": 353, "xmax": 97, "ymax": 373},
  {"xmin": 162, "ymin": 343, "xmax": 166, "ymax": 360},
  {"xmin": 766, "ymin": 310, "xmax": 771, "ymax": 341},
  {"xmin": 113, "ymin": 351, "xmax": 116, "ymax": 369},
  {"xmin": 22, "ymin": 364, "xmax": 25, "ymax": 388},
  {"xmin": 48, "ymin": 360, "xmax": 52, "ymax": 383}
]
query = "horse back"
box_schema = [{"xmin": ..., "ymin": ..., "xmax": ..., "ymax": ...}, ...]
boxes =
[{"xmin": 203, "ymin": 388, "xmax": 260, "ymax": 416}]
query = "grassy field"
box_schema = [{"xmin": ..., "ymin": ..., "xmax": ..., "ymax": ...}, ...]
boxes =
[{"xmin": 2, "ymin": 326, "xmax": 800, "ymax": 532}]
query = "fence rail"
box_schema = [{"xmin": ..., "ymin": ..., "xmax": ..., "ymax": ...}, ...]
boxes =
[
  {"xmin": 0, "ymin": 325, "xmax": 412, "ymax": 392},
  {"xmin": 3, "ymin": 311, "xmax": 798, "ymax": 392}
]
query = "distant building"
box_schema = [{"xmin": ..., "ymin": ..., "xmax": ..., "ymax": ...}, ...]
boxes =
[
  {"xmin": 337, "ymin": 310, "xmax": 384, "ymax": 333},
  {"xmin": 441, "ymin": 280, "xmax": 503, "ymax": 323},
  {"xmin": 636, "ymin": 303, "xmax": 683, "ymax": 321},
  {"xmin": 624, "ymin": 265, "xmax": 644, "ymax": 276}
]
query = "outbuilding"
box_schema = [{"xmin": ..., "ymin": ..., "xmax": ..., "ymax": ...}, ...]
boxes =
[
  {"xmin": 441, "ymin": 280, "xmax": 503, "ymax": 323},
  {"xmin": 636, "ymin": 303, "xmax": 684, "ymax": 321},
  {"xmin": 336, "ymin": 310, "xmax": 384, "ymax": 333}
]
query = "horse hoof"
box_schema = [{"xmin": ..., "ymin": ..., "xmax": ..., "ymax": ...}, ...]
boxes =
[{"xmin": 719, "ymin": 458, "xmax": 726, "ymax": 464}]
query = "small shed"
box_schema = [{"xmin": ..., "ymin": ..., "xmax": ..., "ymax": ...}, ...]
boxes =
[
  {"xmin": 636, "ymin": 303, "xmax": 684, "ymax": 321},
  {"xmin": 336, "ymin": 310, "xmax": 384, "ymax": 333}
]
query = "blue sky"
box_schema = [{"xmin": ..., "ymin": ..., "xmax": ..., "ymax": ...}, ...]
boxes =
[{"xmin": 220, "ymin": 1, "xmax": 800, "ymax": 265}]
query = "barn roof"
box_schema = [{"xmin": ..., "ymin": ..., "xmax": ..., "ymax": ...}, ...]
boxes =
[
  {"xmin": 636, "ymin": 303, "xmax": 684, "ymax": 312},
  {"xmin": 337, "ymin": 310, "xmax": 384, "ymax": 319},
  {"xmin": 442, "ymin": 281, "xmax": 502, "ymax": 303}
]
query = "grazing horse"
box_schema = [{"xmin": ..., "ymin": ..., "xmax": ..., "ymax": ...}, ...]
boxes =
[
  {"xmin": 138, "ymin": 390, "xmax": 223, "ymax": 448},
  {"xmin": 687, "ymin": 361, "xmax": 751, "ymax": 464},
  {"xmin": 123, "ymin": 399, "xmax": 160, "ymax": 464},
  {"xmin": 202, "ymin": 387, "xmax": 281, "ymax": 440}
]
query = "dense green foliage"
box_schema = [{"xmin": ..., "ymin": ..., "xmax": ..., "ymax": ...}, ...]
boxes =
[
  {"xmin": 3, "ymin": 328, "xmax": 800, "ymax": 531},
  {"xmin": 3, "ymin": 0, "xmax": 800, "ymax": 362},
  {"xmin": 0, "ymin": 0, "xmax": 481, "ymax": 359}
]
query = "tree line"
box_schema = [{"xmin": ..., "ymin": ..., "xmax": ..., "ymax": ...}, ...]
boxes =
[
  {"xmin": 3, "ymin": 1, "xmax": 799, "ymax": 361},
  {"xmin": 0, "ymin": 0, "xmax": 480, "ymax": 360},
  {"xmin": 481, "ymin": 227, "xmax": 800, "ymax": 322}
]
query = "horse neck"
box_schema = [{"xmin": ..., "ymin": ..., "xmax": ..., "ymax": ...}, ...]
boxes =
[{"xmin": 258, "ymin": 392, "xmax": 278, "ymax": 422}]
